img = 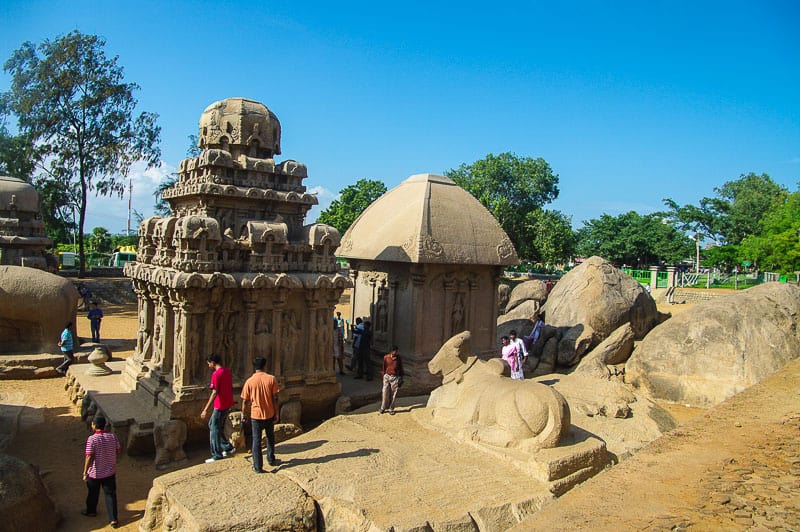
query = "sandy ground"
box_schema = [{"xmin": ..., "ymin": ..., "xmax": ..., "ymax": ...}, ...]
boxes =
[{"xmin": 3, "ymin": 295, "xmax": 782, "ymax": 531}]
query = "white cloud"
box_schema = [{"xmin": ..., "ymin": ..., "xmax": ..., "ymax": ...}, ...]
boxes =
[
  {"xmin": 83, "ymin": 160, "xmax": 175, "ymax": 234},
  {"xmin": 304, "ymin": 185, "xmax": 337, "ymax": 224}
]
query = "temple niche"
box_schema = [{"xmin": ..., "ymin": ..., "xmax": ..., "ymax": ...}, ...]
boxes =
[
  {"xmin": 124, "ymin": 98, "xmax": 350, "ymax": 428},
  {"xmin": 0, "ymin": 176, "xmax": 55, "ymax": 270},
  {"xmin": 337, "ymin": 173, "xmax": 519, "ymax": 393}
]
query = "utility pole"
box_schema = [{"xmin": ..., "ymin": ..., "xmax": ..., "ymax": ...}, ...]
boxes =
[{"xmin": 127, "ymin": 177, "xmax": 132, "ymax": 236}]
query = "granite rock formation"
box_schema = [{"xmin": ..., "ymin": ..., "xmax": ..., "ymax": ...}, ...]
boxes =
[{"xmin": 626, "ymin": 282, "xmax": 800, "ymax": 407}]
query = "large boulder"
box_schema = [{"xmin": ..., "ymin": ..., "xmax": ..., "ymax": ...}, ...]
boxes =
[
  {"xmin": 541, "ymin": 256, "xmax": 659, "ymax": 340},
  {"xmin": 626, "ymin": 283, "xmax": 800, "ymax": 407},
  {"xmin": 505, "ymin": 280, "xmax": 548, "ymax": 314},
  {"xmin": 0, "ymin": 265, "xmax": 78, "ymax": 354},
  {"xmin": 0, "ymin": 454, "xmax": 60, "ymax": 530}
]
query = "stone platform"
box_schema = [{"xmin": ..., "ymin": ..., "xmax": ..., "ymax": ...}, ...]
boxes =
[
  {"xmin": 141, "ymin": 397, "xmax": 609, "ymax": 531},
  {"xmin": 65, "ymin": 360, "xmax": 167, "ymax": 455}
]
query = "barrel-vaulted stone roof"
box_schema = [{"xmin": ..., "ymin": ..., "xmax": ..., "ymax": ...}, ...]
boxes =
[{"xmin": 337, "ymin": 173, "xmax": 519, "ymax": 265}]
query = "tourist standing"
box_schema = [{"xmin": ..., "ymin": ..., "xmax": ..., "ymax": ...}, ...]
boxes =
[
  {"xmin": 355, "ymin": 321, "xmax": 373, "ymax": 380},
  {"xmin": 81, "ymin": 415, "xmax": 121, "ymax": 528},
  {"xmin": 241, "ymin": 357, "xmax": 280, "ymax": 473},
  {"xmin": 501, "ymin": 336, "xmax": 523, "ymax": 380},
  {"xmin": 87, "ymin": 301, "xmax": 104, "ymax": 342},
  {"xmin": 380, "ymin": 346, "xmax": 404, "ymax": 415},
  {"xmin": 508, "ymin": 329, "xmax": 528, "ymax": 366},
  {"xmin": 349, "ymin": 317, "xmax": 364, "ymax": 371},
  {"xmin": 333, "ymin": 317, "xmax": 345, "ymax": 375},
  {"xmin": 56, "ymin": 322, "xmax": 75, "ymax": 375},
  {"xmin": 201, "ymin": 354, "xmax": 236, "ymax": 463}
]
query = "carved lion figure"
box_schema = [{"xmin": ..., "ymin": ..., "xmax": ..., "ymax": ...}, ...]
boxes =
[
  {"xmin": 426, "ymin": 331, "xmax": 570, "ymax": 451},
  {"xmin": 154, "ymin": 420, "xmax": 188, "ymax": 470}
]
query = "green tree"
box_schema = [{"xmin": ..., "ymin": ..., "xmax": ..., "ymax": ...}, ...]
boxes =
[
  {"xmin": 738, "ymin": 189, "xmax": 800, "ymax": 274},
  {"xmin": 0, "ymin": 125, "xmax": 37, "ymax": 181},
  {"xmin": 2, "ymin": 31, "xmax": 161, "ymax": 275},
  {"xmin": 88, "ymin": 226, "xmax": 113, "ymax": 253},
  {"xmin": 664, "ymin": 173, "xmax": 788, "ymax": 247},
  {"xmin": 445, "ymin": 152, "xmax": 559, "ymax": 262},
  {"xmin": 576, "ymin": 211, "xmax": 693, "ymax": 267},
  {"xmin": 317, "ymin": 178, "xmax": 387, "ymax": 234},
  {"xmin": 524, "ymin": 209, "xmax": 575, "ymax": 264}
]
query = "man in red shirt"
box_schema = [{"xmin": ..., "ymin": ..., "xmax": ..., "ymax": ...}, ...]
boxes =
[
  {"xmin": 82, "ymin": 415, "xmax": 121, "ymax": 528},
  {"xmin": 201, "ymin": 353, "xmax": 236, "ymax": 462},
  {"xmin": 380, "ymin": 346, "xmax": 404, "ymax": 415},
  {"xmin": 241, "ymin": 356, "xmax": 280, "ymax": 473}
]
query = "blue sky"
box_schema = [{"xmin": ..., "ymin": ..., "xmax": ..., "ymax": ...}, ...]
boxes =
[{"xmin": 1, "ymin": 1, "xmax": 798, "ymax": 234}]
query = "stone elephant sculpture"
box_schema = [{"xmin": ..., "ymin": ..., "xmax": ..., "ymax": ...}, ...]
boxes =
[{"xmin": 0, "ymin": 265, "xmax": 78, "ymax": 354}]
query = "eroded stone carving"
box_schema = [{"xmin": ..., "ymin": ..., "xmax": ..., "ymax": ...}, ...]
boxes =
[
  {"xmin": 123, "ymin": 98, "xmax": 351, "ymax": 434},
  {"xmin": 154, "ymin": 420, "xmax": 188, "ymax": 470},
  {"xmin": 426, "ymin": 331, "xmax": 570, "ymax": 451}
]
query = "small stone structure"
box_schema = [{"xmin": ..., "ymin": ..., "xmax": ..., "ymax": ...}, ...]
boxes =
[
  {"xmin": 338, "ymin": 173, "xmax": 519, "ymax": 392},
  {"xmin": 123, "ymin": 98, "xmax": 350, "ymax": 433},
  {"xmin": 0, "ymin": 175, "xmax": 54, "ymax": 270}
]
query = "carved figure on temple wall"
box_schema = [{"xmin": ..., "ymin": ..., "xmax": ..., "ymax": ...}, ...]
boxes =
[
  {"xmin": 315, "ymin": 309, "xmax": 330, "ymax": 373},
  {"xmin": 376, "ymin": 290, "xmax": 388, "ymax": 333},
  {"xmin": 255, "ymin": 312, "xmax": 273, "ymax": 361},
  {"xmin": 452, "ymin": 293, "xmax": 465, "ymax": 334}
]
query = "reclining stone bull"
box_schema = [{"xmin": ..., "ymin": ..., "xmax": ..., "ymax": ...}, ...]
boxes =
[{"xmin": 426, "ymin": 331, "xmax": 571, "ymax": 451}]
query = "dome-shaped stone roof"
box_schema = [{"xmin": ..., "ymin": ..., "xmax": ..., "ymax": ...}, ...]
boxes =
[
  {"xmin": 0, "ymin": 176, "xmax": 40, "ymax": 214},
  {"xmin": 337, "ymin": 174, "xmax": 519, "ymax": 265},
  {"xmin": 198, "ymin": 98, "xmax": 281, "ymax": 158}
]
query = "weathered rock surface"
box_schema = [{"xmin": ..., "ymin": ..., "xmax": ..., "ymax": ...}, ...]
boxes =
[
  {"xmin": 545, "ymin": 373, "xmax": 676, "ymax": 458},
  {"xmin": 557, "ymin": 324, "xmax": 597, "ymax": 366},
  {"xmin": 574, "ymin": 322, "xmax": 635, "ymax": 378},
  {"xmin": 541, "ymin": 256, "xmax": 659, "ymax": 340},
  {"xmin": 506, "ymin": 280, "xmax": 548, "ymax": 314},
  {"xmin": 0, "ymin": 454, "xmax": 60, "ymax": 531},
  {"xmin": 140, "ymin": 459, "xmax": 316, "ymax": 531},
  {"xmin": 626, "ymin": 282, "xmax": 800, "ymax": 407},
  {"xmin": 499, "ymin": 299, "xmax": 539, "ymax": 324},
  {"xmin": 0, "ymin": 265, "xmax": 78, "ymax": 355}
]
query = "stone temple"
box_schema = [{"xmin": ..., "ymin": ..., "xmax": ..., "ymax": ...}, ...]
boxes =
[
  {"xmin": 124, "ymin": 98, "xmax": 350, "ymax": 431},
  {"xmin": 337, "ymin": 173, "xmax": 519, "ymax": 393},
  {"xmin": 0, "ymin": 175, "xmax": 54, "ymax": 270}
]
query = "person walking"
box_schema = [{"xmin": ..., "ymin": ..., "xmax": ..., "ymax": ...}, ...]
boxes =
[
  {"xmin": 201, "ymin": 354, "xmax": 236, "ymax": 463},
  {"xmin": 379, "ymin": 346, "xmax": 404, "ymax": 415},
  {"xmin": 56, "ymin": 322, "xmax": 75, "ymax": 375},
  {"xmin": 87, "ymin": 301, "xmax": 104, "ymax": 343},
  {"xmin": 241, "ymin": 357, "xmax": 280, "ymax": 473},
  {"xmin": 81, "ymin": 415, "xmax": 121, "ymax": 528}
]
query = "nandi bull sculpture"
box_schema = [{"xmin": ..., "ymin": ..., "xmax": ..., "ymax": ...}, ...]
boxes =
[{"xmin": 426, "ymin": 331, "xmax": 570, "ymax": 451}]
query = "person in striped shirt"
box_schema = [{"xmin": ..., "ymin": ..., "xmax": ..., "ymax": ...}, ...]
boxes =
[{"xmin": 82, "ymin": 415, "xmax": 121, "ymax": 528}]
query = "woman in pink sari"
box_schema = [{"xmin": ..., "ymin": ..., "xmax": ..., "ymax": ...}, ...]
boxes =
[{"xmin": 500, "ymin": 336, "xmax": 524, "ymax": 380}]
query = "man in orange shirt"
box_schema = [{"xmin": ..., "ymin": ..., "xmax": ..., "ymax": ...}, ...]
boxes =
[{"xmin": 241, "ymin": 356, "xmax": 280, "ymax": 473}]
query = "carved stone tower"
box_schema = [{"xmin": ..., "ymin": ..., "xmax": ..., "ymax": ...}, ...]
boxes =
[{"xmin": 124, "ymin": 98, "xmax": 350, "ymax": 429}]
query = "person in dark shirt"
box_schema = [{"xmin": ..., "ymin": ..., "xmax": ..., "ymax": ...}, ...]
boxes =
[
  {"xmin": 379, "ymin": 346, "xmax": 404, "ymax": 415},
  {"xmin": 355, "ymin": 321, "xmax": 373, "ymax": 380},
  {"xmin": 87, "ymin": 302, "xmax": 104, "ymax": 342}
]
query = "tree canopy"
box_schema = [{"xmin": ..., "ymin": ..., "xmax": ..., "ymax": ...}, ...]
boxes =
[
  {"xmin": 575, "ymin": 211, "xmax": 694, "ymax": 267},
  {"xmin": 317, "ymin": 178, "xmax": 387, "ymax": 235},
  {"xmin": 2, "ymin": 30, "xmax": 161, "ymax": 274},
  {"xmin": 445, "ymin": 152, "xmax": 560, "ymax": 262},
  {"xmin": 737, "ymin": 189, "xmax": 800, "ymax": 274},
  {"xmin": 664, "ymin": 173, "xmax": 788, "ymax": 246}
]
